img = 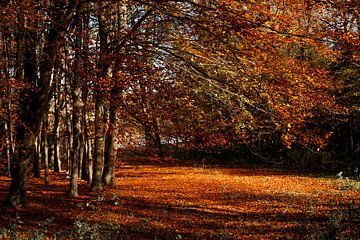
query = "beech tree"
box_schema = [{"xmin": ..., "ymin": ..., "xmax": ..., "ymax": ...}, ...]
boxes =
[
  {"xmin": 2, "ymin": 0, "xmax": 78, "ymax": 207},
  {"xmin": 1, "ymin": 0, "xmax": 358, "ymax": 208}
]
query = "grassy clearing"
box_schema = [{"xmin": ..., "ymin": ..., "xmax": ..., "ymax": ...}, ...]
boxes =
[{"xmin": 0, "ymin": 158, "xmax": 359, "ymax": 239}]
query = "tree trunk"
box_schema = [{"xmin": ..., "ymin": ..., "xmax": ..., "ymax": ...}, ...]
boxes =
[
  {"xmin": 69, "ymin": 14, "xmax": 83, "ymax": 197},
  {"xmin": 23, "ymin": 24, "xmax": 40, "ymax": 179},
  {"xmin": 87, "ymin": 138, "xmax": 93, "ymax": 184},
  {"xmin": 3, "ymin": 32, "xmax": 14, "ymax": 177},
  {"xmin": 69, "ymin": 108, "xmax": 80, "ymax": 196},
  {"xmin": 103, "ymin": 89, "xmax": 120, "ymax": 186},
  {"xmin": 80, "ymin": 88, "xmax": 89, "ymax": 181},
  {"xmin": 91, "ymin": 4, "xmax": 110, "ymax": 192},
  {"xmin": 152, "ymin": 117, "xmax": 163, "ymax": 158},
  {"xmin": 91, "ymin": 98, "xmax": 105, "ymax": 192},
  {"xmin": 80, "ymin": 12, "xmax": 90, "ymax": 182},
  {"xmin": 42, "ymin": 114, "xmax": 49, "ymax": 186},
  {"xmin": 33, "ymin": 134, "xmax": 41, "ymax": 178},
  {"xmin": 53, "ymin": 75, "xmax": 62, "ymax": 172},
  {"xmin": 5, "ymin": 129, "xmax": 34, "ymax": 206},
  {"xmin": 4, "ymin": 120, "xmax": 13, "ymax": 177},
  {"xmin": 65, "ymin": 104, "xmax": 72, "ymax": 175},
  {"xmin": 6, "ymin": 1, "xmax": 77, "ymax": 207}
]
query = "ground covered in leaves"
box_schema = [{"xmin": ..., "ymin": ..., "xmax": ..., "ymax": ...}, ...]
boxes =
[{"xmin": 0, "ymin": 157, "xmax": 360, "ymax": 239}]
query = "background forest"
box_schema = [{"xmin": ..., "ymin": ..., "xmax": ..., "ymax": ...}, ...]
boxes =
[{"xmin": 0, "ymin": 0, "xmax": 359, "ymax": 208}]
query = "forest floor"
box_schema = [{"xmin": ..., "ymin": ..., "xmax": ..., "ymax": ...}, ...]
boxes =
[{"xmin": 0, "ymin": 156, "xmax": 360, "ymax": 240}]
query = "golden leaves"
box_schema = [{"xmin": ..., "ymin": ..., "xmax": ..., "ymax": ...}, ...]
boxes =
[{"xmin": 1, "ymin": 162, "xmax": 359, "ymax": 239}]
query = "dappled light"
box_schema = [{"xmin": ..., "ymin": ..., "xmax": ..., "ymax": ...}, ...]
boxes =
[
  {"xmin": 0, "ymin": 0, "xmax": 359, "ymax": 239},
  {"xmin": 1, "ymin": 158, "xmax": 359, "ymax": 239}
]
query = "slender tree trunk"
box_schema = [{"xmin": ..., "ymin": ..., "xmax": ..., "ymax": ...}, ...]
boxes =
[
  {"xmin": 152, "ymin": 117, "xmax": 163, "ymax": 158},
  {"xmin": 88, "ymin": 138, "xmax": 93, "ymax": 184},
  {"xmin": 53, "ymin": 101, "xmax": 61, "ymax": 172},
  {"xmin": 5, "ymin": 120, "xmax": 13, "ymax": 177},
  {"xmin": 70, "ymin": 108, "xmax": 80, "ymax": 197},
  {"xmin": 69, "ymin": 14, "xmax": 83, "ymax": 197},
  {"xmin": 42, "ymin": 114, "xmax": 49, "ymax": 186},
  {"xmin": 80, "ymin": 12, "xmax": 90, "ymax": 182},
  {"xmin": 79, "ymin": 136, "xmax": 84, "ymax": 179},
  {"xmin": 79, "ymin": 139, "xmax": 83, "ymax": 179},
  {"xmin": 80, "ymin": 88, "xmax": 89, "ymax": 181},
  {"xmin": 53, "ymin": 72, "xmax": 62, "ymax": 172},
  {"xmin": 103, "ymin": 133, "xmax": 115, "ymax": 186},
  {"xmin": 3, "ymin": 32, "xmax": 14, "ymax": 177},
  {"xmin": 1, "ymin": 124, "xmax": 5, "ymax": 171},
  {"xmin": 65, "ymin": 104, "xmax": 72, "ymax": 174},
  {"xmin": 33, "ymin": 134, "xmax": 41, "ymax": 178}
]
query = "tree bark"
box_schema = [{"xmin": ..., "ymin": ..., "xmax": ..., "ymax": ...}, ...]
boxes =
[
  {"xmin": 80, "ymin": 12, "xmax": 90, "ymax": 181},
  {"xmin": 103, "ymin": 89, "xmax": 120, "ymax": 186},
  {"xmin": 53, "ymin": 64, "xmax": 63, "ymax": 173},
  {"xmin": 6, "ymin": 131, "xmax": 33, "ymax": 206},
  {"xmin": 80, "ymin": 87, "xmax": 89, "ymax": 181},
  {"xmin": 2, "ymin": 29, "xmax": 14, "ymax": 177},
  {"xmin": 91, "ymin": 98, "xmax": 106, "ymax": 192},
  {"xmin": 53, "ymin": 87, "xmax": 62, "ymax": 172},
  {"xmin": 87, "ymin": 138, "xmax": 93, "ymax": 185},
  {"xmin": 42, "ymin": 114, "xmax": 49, "ymax": 186},
  {"xmin": 153, "ymin": 118, "xmax": 164, "ymax": 158},
  {"xmin": 91, "ymin": 3, "xmax": 110, "ymax": 192},
  {"xmin": 4, "ymin": 119, "xmax": 13, "ymax": 177},
  {"xmin": 65, "ymin": 103, "xmax": 72, "ymax": 174},
  {"xmin": 69, "ymin": 14, "xmax": 83, "ymax": 197},
  {"xmin": 5, "ymin": 1, "xmax": 78, "ymax": 207},
  {"xmin": 33, "ymin": 135, "xmax": 41, "ymax": 178}
]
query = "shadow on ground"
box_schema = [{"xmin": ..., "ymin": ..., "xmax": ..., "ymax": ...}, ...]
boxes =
[{"xmin": 0, "ymin": 159, "xmax": 359, "ymax": 239}]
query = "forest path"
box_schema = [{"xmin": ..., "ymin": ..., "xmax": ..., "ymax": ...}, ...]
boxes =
[{"xmin": 0, "ymin": 158, "xmax": 359, "ymax": 239}]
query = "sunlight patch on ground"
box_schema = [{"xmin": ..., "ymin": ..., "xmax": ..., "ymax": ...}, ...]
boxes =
[{"xmin": 0, "ymin": 161, "xmax": 359, "ymax": 239}]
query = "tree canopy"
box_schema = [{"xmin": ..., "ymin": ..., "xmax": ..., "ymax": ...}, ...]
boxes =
[{"xmin": 0, "ymin": 0, "xmax": 359, "ymax": 206}]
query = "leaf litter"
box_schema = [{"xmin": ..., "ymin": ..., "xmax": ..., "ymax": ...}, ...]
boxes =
[{"xmin": 0, "ymin": 158, "xmax": 359, "ymax": 239}]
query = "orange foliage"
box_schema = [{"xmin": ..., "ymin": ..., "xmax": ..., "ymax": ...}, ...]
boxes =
[{"xmin": 1, "ymin": 158, "xmax": 359, "ymax": 239}]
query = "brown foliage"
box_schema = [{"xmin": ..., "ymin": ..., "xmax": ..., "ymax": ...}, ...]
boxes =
[{"xmin": 0, "ymin": 157, "xmax": 359, "ymax": 239}]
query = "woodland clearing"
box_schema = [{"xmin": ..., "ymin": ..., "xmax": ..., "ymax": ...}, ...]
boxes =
[{"xmin": 0, "ymin": 157, "xmax": 359, "ymax": 240}]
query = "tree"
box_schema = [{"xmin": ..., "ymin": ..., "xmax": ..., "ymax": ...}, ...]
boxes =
[
  {"xmin": 4, "ymin": 0, "xmax": 78, "ymax": 207},
  {"xmin": 2, "ymin": 0, "xmax": 355, "ymax": 208},
  {"xmin": 322, "ymin": 0, "xmax": 360, "ymax": 165},
  {"xmin": 69, "ymin": 11, "xmax": 83, "ymax": 197}
]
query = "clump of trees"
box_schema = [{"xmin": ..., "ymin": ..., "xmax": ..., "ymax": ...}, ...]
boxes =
[{"xmin": 0, "ymin": 0, "xmax": 359, "ymax": 207}]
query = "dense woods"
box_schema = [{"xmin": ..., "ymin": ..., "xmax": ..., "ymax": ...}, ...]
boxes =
[{"xmin": 0, "ymin": 0, "xmax": 359, "ymax": 211}]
